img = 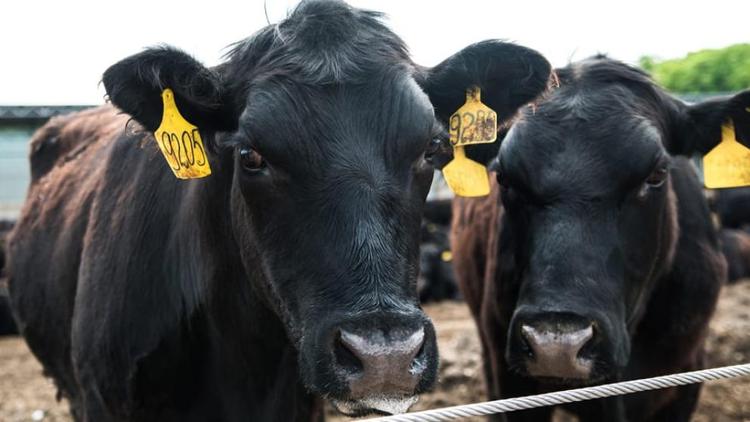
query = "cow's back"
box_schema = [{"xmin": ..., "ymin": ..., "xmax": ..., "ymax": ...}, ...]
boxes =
[
  {"xmin": 6, "ymin": 106, "xmax": 127, "ymax": 399},
  {"xmin": 6, "ymin": 105, "xmax": 195, "ymax": 410},
  {"xmin": 27, "ymin": 106, "xmax": 128, "ymax": 183}
]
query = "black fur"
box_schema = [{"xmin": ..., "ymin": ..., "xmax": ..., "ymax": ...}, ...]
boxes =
[
  {"xmin": 719, "ymin": 228, "xmax": 750, "ymax": 283},
  {"xmin": 103, "ymin": 46, "xmax": 232, "ymax": 133},
  {"xmin": 713, "ymin": 187, "xmax": 750, "ymax": 229}
]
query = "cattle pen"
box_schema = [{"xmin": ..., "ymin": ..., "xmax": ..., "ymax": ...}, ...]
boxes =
[{"xmin": 1, "ymin": 0, "xmax": 750, "ymax": 419}]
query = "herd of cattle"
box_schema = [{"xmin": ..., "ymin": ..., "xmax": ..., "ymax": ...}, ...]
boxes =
[{"xmin": 0, "ymin": 1, "xmax": 749, "ymax": 421}]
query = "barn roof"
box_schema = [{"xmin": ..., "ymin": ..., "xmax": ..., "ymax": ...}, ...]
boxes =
[
  {"xmin": 0, "ymin": 93, "xmax": 736, "ymax": 122},
  {"xmin": 0, "ymin": 105, "xmax": 95, "ymax": 122}
]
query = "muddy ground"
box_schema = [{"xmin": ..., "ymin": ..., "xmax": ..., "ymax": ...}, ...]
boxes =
[{"xmin": 1, "ymin": 282, "xmax": 749, "ymax": 421}]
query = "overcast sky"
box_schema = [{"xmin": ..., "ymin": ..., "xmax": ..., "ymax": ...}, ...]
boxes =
[{"xmin": 1, "ymin": 0, "xmax": 747, "ymax": 105}]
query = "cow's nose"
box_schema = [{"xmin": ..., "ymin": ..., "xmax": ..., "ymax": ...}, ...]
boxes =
[
  {"xmin": 334, "ymin": 327, "xmax": 426, "ymax": 397},
  {"xmin": 520, "ymin": 322, "xmax": 595, "ymax": 379}
]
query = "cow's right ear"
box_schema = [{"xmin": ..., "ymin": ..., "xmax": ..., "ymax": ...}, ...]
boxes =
[
  {"xmin": 673, "ymin": 90, "xmax": 750, "ymax": 155},
  {"xmin": 420, "ymin": 40, "xmax": 552, "ymax": 165},
  {"xmin": 102, "ymin": 47, "xmax": 236, "ymax": 133}
]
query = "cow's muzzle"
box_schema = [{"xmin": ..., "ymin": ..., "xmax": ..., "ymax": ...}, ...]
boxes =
[
  {"xmin": 304, "ymin": 308, "xmax": 438, "ymax": 416},
  {"xmin": 507, "ymin": 310, "xmax": 610, "ymax": 382}
]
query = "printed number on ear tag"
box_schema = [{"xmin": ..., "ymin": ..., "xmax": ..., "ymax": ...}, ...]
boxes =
[
  {"xmin": 449, "ymin": 86, "xmax": 498, "ymax": 146},
  {"xmin": 153, "ymin": 89, "xmax": 212, "ymax": 179},
  {"xmin": 703, "ymin": 119, "xmax": 750, "ymax": 189},
  {"xmin": 443, "ymin": 147, "xmax": 491, "ymax": 197},
  {"xmin": 443, "ymin": 86, "xmax": 497, "ymax": 197}
]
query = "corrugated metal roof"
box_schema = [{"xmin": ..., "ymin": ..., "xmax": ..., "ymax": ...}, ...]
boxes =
[
  {"xmin": 677, "ymin": 92, "xmax": 735, "ymax": 103},
  {"xmin": 0, "ymin": 105, "xmax": 95, "ymax": 121}
]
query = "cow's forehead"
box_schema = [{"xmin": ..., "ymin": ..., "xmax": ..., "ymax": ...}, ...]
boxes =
[
  {"xmin": 237, "ymin": 72, "xmax": 436, "ymax": 171},
  {"xmin": 219, "ymin": 0, "xmax": 438, "ymax": 174},
  {"xmin": 501, "ymin": 93, "xmax": 666, "ymax": 197}
]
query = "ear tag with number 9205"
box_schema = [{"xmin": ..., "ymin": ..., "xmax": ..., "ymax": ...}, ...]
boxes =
[
  {"xmin": 703, "ymin": 118, "xmax": 750, "ymax": 189},
  {"xmin": 153, "ymin": 88, "xmax": 212, "ymax": 179},
  {"xmin": 443, "ymin": 87, "xmax": 497, "ymax": 197}
]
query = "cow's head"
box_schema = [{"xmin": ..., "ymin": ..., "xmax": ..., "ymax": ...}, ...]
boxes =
[
  {"xmin": 493, "ymin": 57, "xmax": 748, "ymax": 384},
  {"xmin": 103, "ymin": 0, "xmax": 550, "ymax": 415}
]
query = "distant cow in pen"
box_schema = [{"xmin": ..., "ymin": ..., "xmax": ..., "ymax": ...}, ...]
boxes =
[{"xmin": 0, "ymin": 220, "xmax": 17, "ymax": 336}]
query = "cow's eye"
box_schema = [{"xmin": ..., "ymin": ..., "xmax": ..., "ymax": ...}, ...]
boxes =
[
  {"xmin": 239, "ymin": 148, "xmax": 266, "ymax": 173},
  {"xmin": 645, "ymin": 165, "xmax": 668, "ymax": 188},
  {"xmin": 424, "ymin": 138, "xmax": 444, "ymax": 164}
]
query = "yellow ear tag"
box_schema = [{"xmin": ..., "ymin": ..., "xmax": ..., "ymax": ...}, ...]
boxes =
[
  {"xmin": 443, "ymin": 146, "xmax": 491, "ymax": 196},
  {"xmin": 443, "ymin": 87, "xmax": 497, "ymax": 197},
  {"xmin": 703, "ymin": 119, "xmax": 750, "ymax": 188},
  {"xmin": 449, "ymin": 86, "xmax": 498, "ymax": 146},
  {"xmin": 153, "ymin": 89, "xmax": 212, "ymax": 179},
  {"xmin": 440, "ymin": 250, "xmax": 453, "ymax": 262}
]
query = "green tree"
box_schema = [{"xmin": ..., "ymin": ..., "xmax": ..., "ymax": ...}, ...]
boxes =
[{"xmin": 639, "ymin": 44, "xmax": 750, "ymax": 93}]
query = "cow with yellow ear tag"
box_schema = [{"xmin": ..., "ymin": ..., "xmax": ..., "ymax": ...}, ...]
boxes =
[
  {"xmin": 6, "ymin": 1, "xmax": 554, "ymax": 419},
  {"xmin": 451, "ymin": 56, "xmax": 749, "ymax": 422}
]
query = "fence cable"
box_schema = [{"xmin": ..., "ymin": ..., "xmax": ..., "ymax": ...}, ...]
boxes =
[{"xmin": 363, "ymin": 362, "xmax": 750, "ymax": 422}]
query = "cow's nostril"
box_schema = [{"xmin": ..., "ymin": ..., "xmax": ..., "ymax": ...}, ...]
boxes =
[
  {"xmin": 576, "ymin": 323, "xmax": 598, "ymax": 359},
  {"xmin": 334, "ymin": 332, "xmax": 364, "ymax": 375},
  {"xmin": 519, "ymin": 327, "xmax": 535, "ymax": 358},
  {"xmin": 410, "ymin": 335, "xmax": 428, "ymax": 373}
]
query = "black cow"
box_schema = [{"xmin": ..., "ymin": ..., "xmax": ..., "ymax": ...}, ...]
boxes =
[
  {"xmin": 0, "ymin": 286, "xmax": 15, "ymax": 336},
  {"xmin": 418, "ymin": 200, "xmax": 458, "ymax": 303},
  {"xmin": 713, "ymin": 186, "xmax": 750, "ymax": 229},
  {"xmin": 720, "ymin": 228, "xmax": 750, "ymax": 283},
  {"xmin": 0, "ymin": 220, "xmax": 13, "ymax": 277},
  {"xmin": 0, "ymin": 219, "xmax": 18, "ymax": 336},
  {"xmin": 7, "ymin": 1, "xmax": 551, "ymax": 420},
  {"xmin": 453, "ymin": 57, "xmax": 748, "ymax": 421}
]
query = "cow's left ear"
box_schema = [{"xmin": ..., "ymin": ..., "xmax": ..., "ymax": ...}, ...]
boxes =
[
  {"xmin": 420, "ymin": 40, "xmax": 552, "ymax": 165},
  {"xmin": 672, "ymin": 90, "xmax": 750, "ymax": 155},
  {"xmin": 103, "ymin": 46, "xmax": 237, "ymax": 134}
]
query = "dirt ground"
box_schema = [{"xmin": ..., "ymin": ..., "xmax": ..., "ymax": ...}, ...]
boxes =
[{"xmin": 1, "ymin": 282, "xmax": 749, "ymax": 422}]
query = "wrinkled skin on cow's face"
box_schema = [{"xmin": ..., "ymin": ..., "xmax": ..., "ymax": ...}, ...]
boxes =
[
  {"xmin": 492, "ymin": 58, "xmax": 749, "ymax": 385},
  {"xmin": 101, "ymin": 0, "xmax": 551, "ymax": 417},
  {"xmin": 497, "ymin": 94, "xmax": 679, "ymax": 382}
]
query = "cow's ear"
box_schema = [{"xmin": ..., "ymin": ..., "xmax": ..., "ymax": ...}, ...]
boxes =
[
  {"xmin": 673, "ymin": 90, "xmax": 750, "ymax": 155},
  {"xmin": 103, "ymin": 46, "xmax": 236, "ymax": 133},
  {"xmin": 421, "ymin": 40, "xmax": 552, "ymax": 164}
]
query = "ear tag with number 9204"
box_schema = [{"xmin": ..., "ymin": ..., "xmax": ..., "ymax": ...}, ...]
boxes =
[
  {"xmin": 443, "ymin": 87, "xmax": 497, "ymax": 197},
  {"xmin": 153, "ymin": 88, "xmax": 212, "ymax": 179},
  {"xmin": 703, "ymin": 118, "xmax": 750, "ymax": 189}
]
